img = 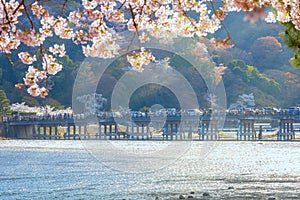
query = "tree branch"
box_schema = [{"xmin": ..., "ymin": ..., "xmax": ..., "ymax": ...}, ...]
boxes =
[
  {"xmin": 1, "ymin": 0, "xmax": 12, "ymax": 29},
  {"xmin": 209, "ymin": 1, "xmax": 234, "ymax": 43},
  {"xmin": 23, "ymin": 2, "xmax": 34, "ymax": 30},
  {"xmin": 61, "ymin": 0, "xmax": 68, "ymax": 16},
  {"xmin": 12, "ymin": 0, "xmax": 24, "ymax": 15}
]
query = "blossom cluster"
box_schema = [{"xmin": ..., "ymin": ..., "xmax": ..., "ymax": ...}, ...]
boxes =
[
  {"xmin": 0, "ymin": 0, "xmax": 23, "ymax": 53},
  {"xmin": 223, "ymin": 0, "xmax": 300, "ymax": 30},
  {"xmin": 1, "ymin": 1, "xmax": 300, "ymax": 55},
  {"xmin": 20, "ymin": 65, "xmax": 48, "ymax": 97},
  {"xmin": 127, "ymin": 47, "xmax": 155, "ymax": 72},
  {"xmin": 0, "ymin": 0, "xmax": 299, "ymax": 97},
  {"xmin": 16, "ymin": 44, "xmax": 64, "ymax": 97}
]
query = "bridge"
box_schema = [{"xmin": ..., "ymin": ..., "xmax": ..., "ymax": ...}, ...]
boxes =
[{"xmin": 1, "ymin": 113, "xmax": 299, "ymax": 141}]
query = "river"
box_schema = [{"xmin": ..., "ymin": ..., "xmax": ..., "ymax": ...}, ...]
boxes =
[{"xmin": 0, "ymin": 140, "xmax": 299, "ymax": 199}]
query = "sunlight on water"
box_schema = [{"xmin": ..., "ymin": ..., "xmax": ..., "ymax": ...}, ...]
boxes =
[{"xmin": 0, "ymin": 140, "xmax": 300, "ymax": 199}]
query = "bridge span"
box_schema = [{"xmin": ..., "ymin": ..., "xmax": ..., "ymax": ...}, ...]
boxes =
[{"xmin": 1, "ymin": 113, "xmax": 299, "ymax": 141}]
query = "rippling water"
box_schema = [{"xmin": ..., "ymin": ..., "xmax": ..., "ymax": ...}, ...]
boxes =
[{"xmin": 0, "ymin": 140, "xmax": 300, "ymax": 199}]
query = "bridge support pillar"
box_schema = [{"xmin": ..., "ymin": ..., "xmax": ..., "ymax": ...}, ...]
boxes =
[
  {"xmin": 237, "ymin": 118, "xmax": 256, "ymax": 140},
  {"xmin": 78, "ymin": 125, "xmax": 82, "ymax": 139},
  {"xmin": 67, "ymin": 125, "xmax": 71, "ymax": 140},
  {"xmin": 278, "ymin": 118, "xmax": 294, "ymax": 141},
  {"xmin": 43, "ymin": 126, "xmax": 47, "ymax": 140},
  {"xmin": 73, "ymin": 125, "xmax": 76, "ymax": 140},
  {"xmin": 37, "ymin": 126, "xmax": 41, "ymax": 139},
  {"xmin": 97, "ymin": 124, "xmax": 101, "ymax": 139},
  {"xmin": 55, "ymin": 126, "xmax": 58, "ymax": 139},
  {"xmin": 85, "ymin": 125, "xmax": 88, "ymax": 139},
  {"xmin": 188, "ymin": 125, "xmax": 192, "ymax": 139},
  {"xmin": 49, "ymin": 126, "xmax": 52, "ymax": 140},
  {"xmin": 199, "ymin": 119, "xmax": 219, "ymax": 140},
  {"xmin": 180, "ymin": 124, "xmax": 183, "ymax": 140},
  {"xmin": 104, "ymin": 125, "xmax": 107, "ymax": 139}
]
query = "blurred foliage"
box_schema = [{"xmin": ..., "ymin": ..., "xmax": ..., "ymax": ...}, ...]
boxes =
[{"xmin": 280, "ymin": 22, "xmax": 300, "ymax": 68}]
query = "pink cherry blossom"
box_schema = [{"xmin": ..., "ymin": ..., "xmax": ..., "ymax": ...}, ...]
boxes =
[
  {"xmin": 1, "ymin": 0, "xmax": 299, "ymax": 97},
  {"xmin": 127, "ymin": 47, "xmax": 155, "ymax": 72},
  {"xmin": 18, "ymin": 52, "xmax": 37, "ymax": 64},
  {"xmin": 42, "ymin": 54, "xmax": 63, "ymax": 75},
  {"xmin": 49, "ymin": 44, "xmax": 66, "ymax": 57}
]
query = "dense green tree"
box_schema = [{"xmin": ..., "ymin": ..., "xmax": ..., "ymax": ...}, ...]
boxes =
[{"xmin": 0, "ymin": 90, "xmax": 11, "ymax": 116}]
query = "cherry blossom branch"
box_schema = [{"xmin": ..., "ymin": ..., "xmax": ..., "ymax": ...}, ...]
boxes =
[
  {"xmin": 128, "ymin": 4, "xmax": 140, "ymax": 37},
  {"xmin": 61, "ymin": 0, "xmax": 68, "ymax": 16},
  {"xmin": 128, "ymin": 4, "xmax": 141, "ymax": 49},
  {"xmin": 209, "ymin": 1, "xmax": 234, "ymax": 46},
  {"xmin": 1, "ymin": 0, "xmax": 12, "ymax": 28},
  {"xmin": 23, "ymin": 2, "xmax": 34, "ymax": 29},
  {"xmin": 5, "ymin": 53, "xmax": 14, "ymax": 66},
  {"xmin": 122, "ymin": 30, "xmax": 137, "ymax": 53},
  {"xmin": 12, "ymin": 0, "xmax": 24, "ymax": 15},
  {"xmin": 118, "ymin": 0, "xmax": 127, "ymax": 10}
]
